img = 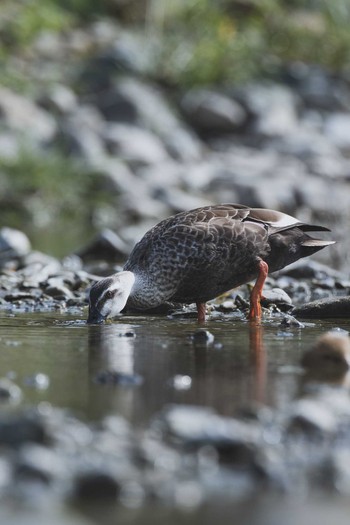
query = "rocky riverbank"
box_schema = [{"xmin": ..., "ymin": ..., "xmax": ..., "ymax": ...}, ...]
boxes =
[
  {"xmin": 0, "ymin": 223, "xmax": 349, "ymax": 319},
  {"xmin": 1, "ymin": 21, "xmax": 350, "ymax": 269}
]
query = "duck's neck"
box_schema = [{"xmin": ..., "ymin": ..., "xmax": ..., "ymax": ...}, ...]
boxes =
[{"xmin": 126, "ymin": 271, "xmax": 160, "ymax": 309}]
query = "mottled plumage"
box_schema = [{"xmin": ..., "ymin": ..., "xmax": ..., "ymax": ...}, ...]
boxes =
[{"xmin": 87, "ymin": 204, "xmax": 334, "ymax": 323}]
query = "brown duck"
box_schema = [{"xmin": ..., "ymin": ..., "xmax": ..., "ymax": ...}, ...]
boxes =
[{"xmin": 87, "ymin": 204, "xmax": 334, "ymax": 323}]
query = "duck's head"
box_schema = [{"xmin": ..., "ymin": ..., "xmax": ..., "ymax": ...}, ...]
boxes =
[{"xmin": 87, "ymin": 271, "xmax": 135, "ymax": 324}]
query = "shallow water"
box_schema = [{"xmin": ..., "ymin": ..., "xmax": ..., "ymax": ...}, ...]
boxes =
[
  {"xmin": 0, "ymin": 310, "xmax": 349, "ymax": 423},
  {"xmin": 1, "ymin": 310, "xmax": 350, "ymax": 525}
]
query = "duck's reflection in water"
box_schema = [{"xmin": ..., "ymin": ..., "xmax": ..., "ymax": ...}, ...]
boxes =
[
  {"xmin": 87, "ymin": 323, "xmax": 138, "ymax": 420},
  {"xmin": 85, "ymin": 318, "xmax": 294, "ymax": 424},
  {"xmin": 249, "ymin": 323, "xmax": 267, "ymax": 405}
]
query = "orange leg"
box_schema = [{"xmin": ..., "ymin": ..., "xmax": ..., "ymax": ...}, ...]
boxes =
[
  {"xmin": 196, "ymin": 302, "xmax": 206, "ymax": 323},
  {"xmin": 248, "ymin": 260, "xmax": 269, "ymax": 320}
]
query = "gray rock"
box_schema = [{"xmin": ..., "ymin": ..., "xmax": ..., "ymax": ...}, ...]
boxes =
[
  {"xmin": 0, "ymin": 413, "xmax": 47, "ymax": 447},
  {"xmin": 15, "ymin": 444, "xmax": 62, "ymax": 484},
  {"xmin": 291, "ymin": 65, "xmax": 350, "ymax": 111},
  {"xmin": 94, "ymin": 370, "xmax": 143, "ymax": 386},
  {"xmin": 55, "ymin": 105, "xmax": 106, "ymax": 161},
  {"xmin": 261, "ymin": 288, "xmax": 293, "ymax": 311},
  {"xmin": 0, "ymin": 378, "xmax": 22, "ymax": 403},
  {"xmin": 158, "ymin": 405, "xmax": 258, "ymax": 447},
  {"xmin": 242, "ymin": 83, "xmax": 299, "ymax": 137},
  {"xmin": 324, "ymin": 112, "xmax": 350, "ymax": 152},
  {"xmin": 287, "ymin": 398, "xmax": 337, "ymax": 435},
  {"xmin": 107, "ymin": 77, "xmax": 203, "ymax": 161},
  {"xmin": 153, "ymin": 187, "xmax": 211, "ymax": 213},
  {"xmin": 44, "ymin": 278, "xmax": 74, "ymax": 300},
  {"xmin": 167, "ymin": 375, "xmax": 192, "ymax": 391},
  {"xmin": 18, "ymin": 251, "xmax": 62, "ymax": 284},
  {"xmin": 103, "ymin": 123, "xmax": 169, "ymax": 166},
  {"xmin": 164, "ymin": 127, "xmax": 204, "ymax": 162},
  {"xmin": 0, "ymin": 132, "xmax": 20, "ymax": 160},
  {"xmin": 191, "ymin": 329, "xmax": 215, "ymax": 346},
  {"xmin": 277, "ymin": 260, "xmax": 344, "ymax": 280},
  {"xmin": 328, "ymin": 450, "xmax": 350, "ymax": 494},
  {"xmin": 76, "ymin": 228, "xmax": 130, "ymax": 262},
  {"xmin": 273, "ymin": 127, "xmax": 338, "ymax": 160},
  {"xmin": 73, "ymin": 469, "xmax": 120, "ymax": 501},
  {"xmin": 301, "ymin": 332, "xmax": 350, "ymax": 380},
  {"xmin": 181, "ymin": 88, "xmax": 247, "ymax": 133},
  {"xmin": 38, "ymin": 83, "xmax": 78, "ymax": 116},
  {"xmin": 0, "ymin": 227, "xmax": 31, "ymax": 264},
  {"xmin": 279, "ymin": 315, "xmax": 305, "ymax": 328},
  {"xmin": 308, "ymin": 153, "xmax": 350, "ymax": 181},
  {"xmin": 0, "ymin": 87, "xmax": 56, "ymax": 143},
  {"xmin": 293, "ymin": 297, "xmax": 350, "ymax": 319},
  {"xmin": 24, "ymin": 373, "xmax": 50, "ymax": 390}
]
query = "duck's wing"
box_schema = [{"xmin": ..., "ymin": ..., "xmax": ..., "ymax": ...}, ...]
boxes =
[{"xmin": 244, "ymin": 207, "xmax": 331, "ymax": 233}]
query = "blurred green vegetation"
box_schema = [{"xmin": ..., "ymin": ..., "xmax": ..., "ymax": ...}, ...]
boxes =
[
  {"xmin": 0, "ymin": 151, "xmax": 116, "ymax": 255},
  {"xmin": 1, "ymin": 0, "xmax": 350, "ymax": 85}
]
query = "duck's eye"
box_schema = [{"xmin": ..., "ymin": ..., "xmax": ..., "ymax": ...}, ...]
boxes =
[{"xmin": 105, "ymin": 290, "xmax": 115, "ymax": 300}]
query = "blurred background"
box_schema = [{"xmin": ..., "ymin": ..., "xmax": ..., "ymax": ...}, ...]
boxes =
[{"xmin": 0, "ymin": 0, "xmax": 349, "ymax": 268}]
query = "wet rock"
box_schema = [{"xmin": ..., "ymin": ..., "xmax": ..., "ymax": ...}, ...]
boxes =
[
  {"xmin": 44, "ymin": 278, "xmax": 74, "ymax": 300},
  {"xmin": 0, "ymin": 378, "xmax": 22, "ymax": 403},
  {"xmin": 0, "ymin": 413, "xmax": 47, "ymax": 447},
  {"xmin": 19, "ymin": 251, "xmax": 62, "ymax": 284},
  {"xmin": 158, "ymin": 405, "xmax": 258, "ymax": 449},
  {"xmin": 279, "ymin": 315, "xmax": 305, "ymax": 328},
  {"xmin": 14, "ymin": 444, "xmax": 62, "ymax": 484},
  {"xmin": 158, "ymin": 405, "xmax": 266, "ymax": 477},
  {"xmin": 190, "ymin": 329, "xmax": 215, "ymax": 346},
  {"xmin": 3, "ymin": 290, "xmax": 42, "ymax": 302},
  {"xmin": 167, "ymin": 375, "xmax": 192, "ymax": 391},
  {"xmin": 76, "ymin": 229, "xmax": 130, "ymax": 262},
  {"xmin": 24, "ymin": 373, "xmax": 50, "ymax": 390},
  {"xmin": 94, "ymin": 370, "xmax": 143, "ymax": 386},
  {"xmin": 181, "ymin": 88, "xmax": 247, "ymax": 134},
  {"xmin": 0, "ymin": 227, "xmax": 31, "ymax": 265},
  {"xmin": 293, "ymin": 296, "xmax": 350, "ymax": 319},
  {"xmin": 261, "ymin": 288, "xmax": 293, "ymax": 310},
  {"xmin": 287, "ymin": 398, "xmax": 337, "ymax": 436},
  {"xmin": 328, "ymin": 450, "xmax": 350, "ymax": 494},
  {"xmin": 73, "ymin": 469, "xmax": 120, "ymax": 501},
  {"xmin": 301, "ymin": 332, "xmax": 350, "ymax": 381}
]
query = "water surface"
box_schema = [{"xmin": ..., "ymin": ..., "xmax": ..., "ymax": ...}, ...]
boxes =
[{"xmin": 1, "ymin": 311, "xmax": 349, "ymax": 425}]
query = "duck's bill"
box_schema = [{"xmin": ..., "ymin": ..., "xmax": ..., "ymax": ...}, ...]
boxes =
[{"xmin": 87, "ymin": 308, "xmax": 107, "ymax": 324}]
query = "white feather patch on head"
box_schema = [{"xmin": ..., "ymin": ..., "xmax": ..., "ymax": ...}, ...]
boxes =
[{"xmin": 103, "ymin": 271, "xmax": 135, "ymax": 318}]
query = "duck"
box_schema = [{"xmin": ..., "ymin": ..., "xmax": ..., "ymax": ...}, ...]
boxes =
[{"xmin": 87, "ymin": 203, "xmax": 334, "ymax": 324}]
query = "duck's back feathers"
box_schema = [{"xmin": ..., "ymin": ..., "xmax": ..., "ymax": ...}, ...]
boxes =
[{"xmin": 123, "ymin": 204, "xmax": 334, "ymax": 309}]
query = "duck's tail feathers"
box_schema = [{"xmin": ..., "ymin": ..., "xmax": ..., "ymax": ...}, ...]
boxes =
[
  {"xmin": 299, "ymin": 224, "xmax": 332, "ymax": 233},
  {"xmin": 302, "ymin": 239, "xmax": 336, "ymax": 247},
  {"xmin": 301, "ymin": 238, "xmax": 336, "ymax": 256}
]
